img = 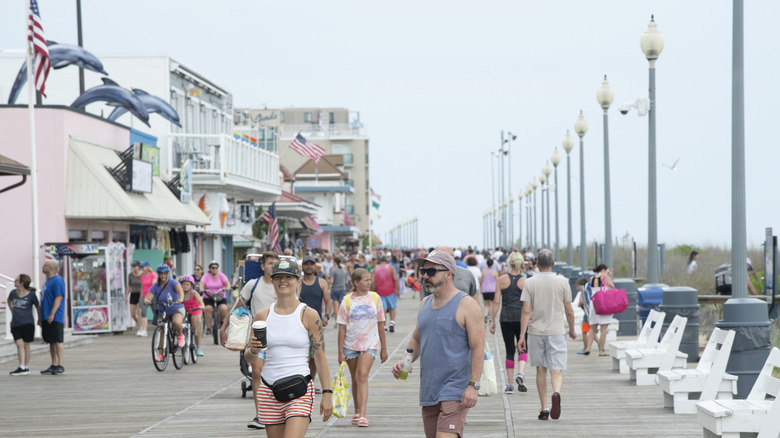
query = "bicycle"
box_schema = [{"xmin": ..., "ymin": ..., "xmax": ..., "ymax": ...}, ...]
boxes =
[
  {"xmin": 182, "ymin": 308, "xmax": 202, "ymax": 365},
  {"xmin": 151, "ymin": 297, "xmax": 186, "ymax": 371},
  {"xmin": 203, "ymin": 288, "xmax": 228, "ymax": 345}
]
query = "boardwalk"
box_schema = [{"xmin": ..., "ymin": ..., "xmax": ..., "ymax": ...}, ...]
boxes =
[{"xmin": 0, "ymin": 293, "xmax": 704, "ymax": 437}]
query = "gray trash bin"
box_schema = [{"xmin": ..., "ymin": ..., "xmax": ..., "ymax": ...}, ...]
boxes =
[
  {"xmin": 660, "ymin": 286, "xmax": 700, "ymax": 363},
  {"xmin": 613, "ymin": 279, "xmax": 638, "ymax": 336}
]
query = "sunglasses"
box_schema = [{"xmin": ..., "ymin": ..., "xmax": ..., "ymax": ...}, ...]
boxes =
[
  {"xmin": 209, "ymin": 266, "xmax": 218, "ymax": 269},
  {"xmin": 420, "ymin": 268, "xmax": 449, "ymax": 278}
]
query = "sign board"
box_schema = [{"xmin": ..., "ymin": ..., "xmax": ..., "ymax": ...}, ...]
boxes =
[
  {"xmin": 140, "ymin": 144, "xmax": 160, "ymax": 176},
  {"xmin": 130, "ymin": 159, "xmax": 153, "ymax": 193}
]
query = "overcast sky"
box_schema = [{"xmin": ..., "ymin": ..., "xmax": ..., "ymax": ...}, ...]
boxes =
[{"xmin": 2, "ymin": 1, "xmax": 779, "ymax": 250}]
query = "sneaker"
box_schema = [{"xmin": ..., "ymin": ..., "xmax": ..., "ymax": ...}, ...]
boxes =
[
  {"xmin": 247, "ymin": 417, "xmax": 264, "ymax": 429},
  {"xmin": 550, "ymin": 392, "xmax": 561, "ymax": 419},
  {"xmin": 206, "ymin": 328, "xmax": 212, "ymax": 336},
  {"xmin": 155, "ymin": 352, "xmax": 164, "ymax": 361},
  {"xmin": 178, "ymin": 334, "xmax": 186, "ymax": 348},
  {"xmin": 40, "ymin": 365, "xmax": 55, "ymax": 375},
  {"xmin": 515, "ymin": 373, "xmax": 527, "ymax": 392},
  {"xmin": 196, "ymin": 348, "xmax": 204, "ymax": 356},
  {"xmin": 577, "ymin": 348, "xmax": 590, "ymax": 355},
  {"xmin": 52, "ymin": 366, "xmax": 65, "ymax": 375},
  {"xmin": 138, "ymin": 329, "xmax": 147, "ymax": 337},
  {"xmin": 10, "ymin": 367, "xmax": 29, "ymax": 376},
  {"xmin": 389, "ymin": 321, "xmax": 395, "ymax": 333},
  {"xmin": 504, "ymin": 384, "xmax": 514, "ymax": 394},
  {"xmin": 136, "ymin": 330, "xmax": 143, "ymax": 337}
]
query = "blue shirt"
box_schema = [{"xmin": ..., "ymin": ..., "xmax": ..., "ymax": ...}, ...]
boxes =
[
  {"xmin": 148, "ymin": 279, "xmax": 184, "ymax": 316},
  {"xmin": 42, "ymin": 275, "xmax": 66, "ymax": 323}
]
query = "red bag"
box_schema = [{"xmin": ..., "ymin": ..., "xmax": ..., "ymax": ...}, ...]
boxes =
[{"xmin": 592, "ymin": 286, "xmax": 628, "ymax": 315}]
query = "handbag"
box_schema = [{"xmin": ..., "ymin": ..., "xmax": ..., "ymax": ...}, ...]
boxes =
[
  {"xmin": 478, "ymin": 345, "xmax": 498, "ymax": 396},
  {"xmin": 262, "ymin": 374, "xmax": 312, "ymax": 402},
  {"xmin": 592, "ymin": 284, "xmax": 628, "ymax": 315},
  {"xmin": 331, "ymin": 361, "xmax": 350, "ymax": 418},
  {"xmin": 224, "ymin": 279, "xmax": 260, "ymax": 351}
]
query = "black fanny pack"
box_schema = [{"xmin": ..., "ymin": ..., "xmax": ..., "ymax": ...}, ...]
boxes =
[{"xmin": 262, "ymin": 374, "xmax": 312, "ymax": 402}]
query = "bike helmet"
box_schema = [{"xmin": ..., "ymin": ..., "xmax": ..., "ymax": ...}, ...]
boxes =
[
  {"xmin": 156, "ymin": 264, "xmax": 170, "ymax": 274},
  {"xmin": 179, "ymin": 275, "xmax": 195, "ymax": 285},
  {"xmin": 208, "ymin": 260, "xmax": 219, "ymax": 268}
]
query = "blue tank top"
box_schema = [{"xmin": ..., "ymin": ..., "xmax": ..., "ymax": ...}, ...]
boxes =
[
  {"xmin": 418, "ymin": 291, "xmax": 470, "ymax": 406},
  {"xmin": 299, "ymin": 277, "xmax": 324, "ymax": 316}
]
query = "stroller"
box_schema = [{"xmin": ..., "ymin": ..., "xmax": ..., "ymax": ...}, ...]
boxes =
[{"xmin": 237, "ymin": 254, "xmax": 264, "ymax": 398}]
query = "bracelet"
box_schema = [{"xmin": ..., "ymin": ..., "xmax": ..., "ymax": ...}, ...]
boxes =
[
  {"xmin": 323, "ymin": 314, "xmax": 330, "ymax": 319},
  {"xmin": 321, "ymin": 389, "xmax": 333, "ymax": 394}
]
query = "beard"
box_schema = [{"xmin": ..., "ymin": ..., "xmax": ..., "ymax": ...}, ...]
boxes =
[{"xmin": 425, "ymin": 276, "xmax": 447, "ymax": 294}]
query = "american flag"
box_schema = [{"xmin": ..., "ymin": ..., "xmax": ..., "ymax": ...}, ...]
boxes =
[
  {"xmin": 290, "ymin": 134, "xmax": 325, "ymax": 163},
  {"xmin": 260, "ymin": 202, "xmax": 281, "ymax": 253},
  {"xmin": 28, "ymin": 0, "xmax": 50, "ymax": 96},
  {"xmin": 370, "ymin": 187, "xmax": 381, "ymax": 201}
]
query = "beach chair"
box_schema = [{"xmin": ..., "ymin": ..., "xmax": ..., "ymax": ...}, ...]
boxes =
[
  {"xmin": 609, "ymin": 309, "xmax": 666, "ymax": 373},
  {"xmin": 625, "ymin": 314, "xmax": 688, "ymax": 386}
]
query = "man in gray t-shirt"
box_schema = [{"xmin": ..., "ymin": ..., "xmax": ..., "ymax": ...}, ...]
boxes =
[{"xmin": 328, "ymin": 257, "xmax": 349, "ymax": 316}]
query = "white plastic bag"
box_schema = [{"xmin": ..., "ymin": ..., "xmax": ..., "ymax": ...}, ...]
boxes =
[
  {"xmin": 478, "ymin": 345, "xmax": 498, "ymax": 396},
  {"xmin": 332, "ymin": 361, "xmax": 350, "ymax": 418}
]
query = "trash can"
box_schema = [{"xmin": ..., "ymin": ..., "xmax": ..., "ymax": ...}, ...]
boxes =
[
  {"xmin": 716, "ymin": 298, "xmax": 772, "ymax": 398},
  {"xmin": 636, "ymin": 285, "xmax": 664, "ymax": 327},
  {"xmin": 567, "ymin": 267, "xmax": 581, "ymax": 298},
  {"xmin": 613, "ymin": 278, "xmax": 638, "ymax": 336},
  {"xmin": 660, "ymin": 286, "xmax": 700, "ymax": 363},
  {"xmin": 553, "ymin": 262, "xmax": 567, "ymax": 275}
]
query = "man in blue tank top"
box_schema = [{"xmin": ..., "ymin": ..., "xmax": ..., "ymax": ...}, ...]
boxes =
[{"xmin": 392, "ymin": 250, "xmax": 484, "ymax": 438}]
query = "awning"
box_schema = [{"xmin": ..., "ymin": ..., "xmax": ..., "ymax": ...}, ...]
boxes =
[
  {"xmin": 0, "ymin": 153, "xmax": 30, "ymax": 194},
  {"xmin": 301, "ymin": 216, "xmax": 323, "ymax": 233},
  {"xmin": 65, "ymin": 138, "xmax": 210, "ymax": 226}
]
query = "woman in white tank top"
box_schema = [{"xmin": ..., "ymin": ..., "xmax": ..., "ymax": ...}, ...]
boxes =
[{"xmin": 245, "ymin": 258, "xmax": 333, "ymax": 435}]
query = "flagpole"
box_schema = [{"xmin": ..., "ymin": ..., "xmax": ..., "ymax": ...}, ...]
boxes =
[{"xmin": 25, "ymin": 1, "xmax": 41, "ymax": 286}]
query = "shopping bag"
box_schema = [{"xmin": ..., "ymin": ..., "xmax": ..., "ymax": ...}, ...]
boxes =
[
  {"xmin": 224, "ymin": 306, "xmax": 252, "ymax": 351},
  {"xmin": 332, "ymin": 361, "xmax": 350, "ymax": 418},
  {"xmin": 592, "ymin": 286, "xmax": 628, "ymax": 315},
  {"xmin": 478, "ymin": 346, "xmax": 498, "ymax": 396}
]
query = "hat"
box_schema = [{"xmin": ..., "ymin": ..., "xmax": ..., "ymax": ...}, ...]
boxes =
[
  {"xmin": 414, "ymin": 250, "xmax": 457, "ymax": 273},
  {"xmin": 747, "ymin": 258, "xmax": 753, "ymax": 270},
  {"xmin": 140, "ymin": 261, "xmax": 150, "ymax": 267},
  {"xmin": 271, "ymin": 258, "xmax": 301, "ymax": 278},
  {"xmin": 453, "ymin": 250, "xmax": 463, "ymax": 259},
  {"xmin": 380, "ymin": 255, "xmax": 388, "ymax": 262},
  {"xmin": 131, "ymin": 261, "xmax": 141, "ymax": 267},
  {"xmin": 302, "ymin": 255, "xmax": 317, "ymax": 264}
]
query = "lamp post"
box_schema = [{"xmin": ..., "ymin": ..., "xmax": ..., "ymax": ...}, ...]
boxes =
[
  {"xmin": 517, "ymin": 192, "xmax": 523, "ymax": 250},
  {"xmin": 641, "ymin": 16, "xmax": 663, "ymax": 284},
  {"xmin": 539, "ymin": 172, "xmax": 547, "ymax": 248},
  {"xmin": 543, "ymin": 161, "xmax": 552, "ymax": 251},
  {"xmin": 562, "ymin": 131, "xmax": 574, "ymax": 265},
  {"xmin": 551, "ymin": 148, "xmax": 562, "ymax": 260},
  {"xmin": 574, "ymin": 111, "xmax": 588, "ymax": 269},
  {"xmin": 525, "ymin": 186, "xmax": 532, "ymax": 249},
  {"xmin": 509, "ymin": 198, "xmax": 515, "ymax": 248},
  {"xmin": 532, "ymin": 177, "xmax": 539, "ymax": 250},
  {"xmin": 597, "ymin": 76, "xmax": 615, "ymax": 268}
]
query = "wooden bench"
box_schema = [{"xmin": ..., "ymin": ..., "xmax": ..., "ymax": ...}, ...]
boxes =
[
  {"xmin": 696, "ymin": 347, "xmax": 780, "ymax": 438},
  {"xmin": 609, "ymin": 309, "xmax": 666, "ymax": 374},
  {"xmin": 658, "ymin": 328, "xmax": 737, "ymax": 414},
  {"xmin": 625, "ymin": 314, "xmax": 688, "ymax": 386}
]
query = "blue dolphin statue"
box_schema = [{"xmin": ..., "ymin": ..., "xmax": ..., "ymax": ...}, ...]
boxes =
[
  {"xmin": 108, "ymin": 88, "xmax": 182, "ymax": 127},
  {"xmin": 7, "ymin": 40, "xmax": 108, "ymax": 104},
  {"xmin": 71, "ymin": 78, "xmax": 150, "ymax": 127}
]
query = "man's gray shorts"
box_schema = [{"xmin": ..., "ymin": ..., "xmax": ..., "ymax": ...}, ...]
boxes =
[{"xmin": 527, "ymin": 334, "xmax": 567, "ymax": 370}]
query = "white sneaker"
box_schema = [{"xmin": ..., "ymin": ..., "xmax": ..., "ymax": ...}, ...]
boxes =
[{"xmin": 138, "ymin": 329, "xmax": 147, "ymax": 337}]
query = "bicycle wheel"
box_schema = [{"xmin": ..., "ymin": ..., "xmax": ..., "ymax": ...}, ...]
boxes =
[
  {"xmin": 212, "ymin": 310, "xmax": 219, "ymax": 345},
  {"xmin": 172, "ymin": 325, "xmax": 185, "ymax": 370},
  {"xmin": 190, "ymin": 330, "xmax": 199, "ymax": 364},
  {"xmin": 152, "ymin": 325, "xmax": 168, "ymax": 371},
  {"xmin": 182, "ymin": 325, "xmax": 191, "ymax": 365}
]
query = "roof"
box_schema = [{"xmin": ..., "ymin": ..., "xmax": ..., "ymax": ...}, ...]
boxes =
[
  {"xmin": 65, "ymin": 138, "xmax": 210, "ymax": 226},
  {"xmin": 0, "ymin": 153, "xmax": 30, "ymax": 176},
  {"xmin": 293, "ymin": 156, "xmax": 347, "ymax": 180},
  {"xmin": 279, "ymin": 190, "xmax": 321, "ymax": 206}
]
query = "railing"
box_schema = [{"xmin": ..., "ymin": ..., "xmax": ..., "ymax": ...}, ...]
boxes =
[
  {"xmin": 170, "ymin": 133, "xmax": 279, "ymax": 187},
  {"xmin": 279, "ymin": 123, "xmax": 367, "ymax": 139}
]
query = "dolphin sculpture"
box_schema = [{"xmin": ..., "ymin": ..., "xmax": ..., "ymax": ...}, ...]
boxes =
[
  {"xmin": 7, "ymin": 40, "xmax": 108, "ymax": 104},
  {"xmin": 71, "ymin": 78, "xmax": 150, "ymax": 127},
  {"xmin": 108, "ymin": 88, "xmax": 182, "ymax": 127}
]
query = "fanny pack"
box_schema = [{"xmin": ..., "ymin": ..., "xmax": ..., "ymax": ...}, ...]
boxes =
[{"xmin": 262, "ymin": 374, "xmax": 312, "ymax": 402}]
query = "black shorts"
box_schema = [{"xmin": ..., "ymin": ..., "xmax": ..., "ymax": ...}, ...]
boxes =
[
  {"xmin": 482, "ymin": 292, "xmax": 495, "ymax": 301},
  {"xmin": 11, "ymin": 324, "xmax": 35, "ymax": 343},
  {"xmin": 41, "ymin": 320, "xmax": 64, "ymax": 344},
  {"xmin": 129, "ymin": 292, "xmax": 141, "ymax": 305},
  {"xmin": 203, "ymin": 296, "xmax": 227, "ymax": 307}
]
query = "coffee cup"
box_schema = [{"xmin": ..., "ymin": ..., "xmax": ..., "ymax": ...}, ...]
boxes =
[{"xmin": 252, "ymin": 320, "xmax": 267, "ymax": 349}]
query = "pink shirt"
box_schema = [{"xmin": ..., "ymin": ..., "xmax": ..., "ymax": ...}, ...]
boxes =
[
  {"xmin": 337, "ymin": 292, "xmax": 385, "ymax": 351},
  {"xmin": 201, "ymin": 272, "xmax": 228, "ymax": 292},
  {"xmin": 141, "ymin": 272, "xmax": 157, "ymax": 297}
]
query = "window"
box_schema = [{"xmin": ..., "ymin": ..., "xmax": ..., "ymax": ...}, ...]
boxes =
[
  {"xmin": 328, "ymin": 112, "xmax": 334, "ymax": 124},
  {"xmin": 68, "ymin": 230, "xmax": 86, "ymax": 241},
  {"xmin": 112, "ymin": 231, "xmax": 127, "ymax": 242},
  {"xmin": 304, "ymin": 112, "xmax": 312, "ymax": 123},
  {"xmin": 280, "ymin": 112, "xmax": 285, "ymax": 123},
  {"xmin": 332, "ymin": 144, "xmax": 351, "ymax": 154},
  {"xmin": 90, "ymin": 230, "xmax": 107, "ymax": 243}
]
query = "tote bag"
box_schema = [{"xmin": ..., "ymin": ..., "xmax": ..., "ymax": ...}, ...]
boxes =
[
  {"xmin": 592, "ymin": 285, "xmax": 628, "ymax": 315},
  {"xmin": 478, "ymin": 345, "xmax": 498, "ymax": 396}
]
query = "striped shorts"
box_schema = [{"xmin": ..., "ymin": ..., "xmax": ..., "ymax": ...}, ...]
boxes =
[{"xmin": 257, "ymin": 379, "xmax": 314, "ymax": 425}]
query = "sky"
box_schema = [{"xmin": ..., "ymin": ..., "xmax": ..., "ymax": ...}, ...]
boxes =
[{"xmin": 1, "ymin": 0, "xmax": 779, "ymax": 250}]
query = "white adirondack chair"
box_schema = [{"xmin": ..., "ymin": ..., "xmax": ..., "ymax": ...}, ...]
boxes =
[
  {"xmin": 625, "ymin": 314, "xmax": 688, "ymax": 386},
  {"xmin": 696, "ymin": 347, "xmax": 780, "ymax": 438},
  {"xmin": 658, "ymin": 328, "xmax": 737, "ymax": 414},
  {"xmin": 609, "ymin": 309, "xmax": 666, "ymax": 374}
]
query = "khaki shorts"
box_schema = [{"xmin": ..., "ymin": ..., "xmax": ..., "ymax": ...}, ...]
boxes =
[
  {"xmin": 421, "ymin": 400, "xmax": 469, "ymax": 438},
  {"xmin": 527, "ymin": 333, "xmax": 567, "ymax": 370}
]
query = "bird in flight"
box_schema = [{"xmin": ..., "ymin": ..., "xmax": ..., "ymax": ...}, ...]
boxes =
[{"xmin": 662, "ymin": 158, "xmax": 680, "ymax": 171}]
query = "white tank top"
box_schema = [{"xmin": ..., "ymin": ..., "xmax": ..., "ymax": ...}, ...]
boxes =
[{"xmin": 261, "ymin": 302, "xmax": 311, "ymax": 384}]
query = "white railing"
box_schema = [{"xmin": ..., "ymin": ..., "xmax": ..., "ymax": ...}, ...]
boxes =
[
  {"xmin": 279, "ymin": 123, "xmax": 367, "ymax": 139},
  {"xmin": 170, "ymin": 133, "xmax": 279, "ymax": 186}
]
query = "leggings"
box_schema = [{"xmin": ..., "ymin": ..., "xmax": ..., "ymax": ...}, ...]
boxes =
[{"xmin": 500, "ymin": 321, "xmax": 528, "ymax": 368}]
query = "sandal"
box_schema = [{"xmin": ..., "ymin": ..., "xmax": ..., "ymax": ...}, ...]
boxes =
[
  {"xmin": 598, "ymin": 352, "xmax": 609, "ymax": 356},
  {"xmin": 357, "ymin": 417, "xmax": 369, "ymax": 427},
  {"xmin": 538, "ymin": 410, "xmax": 549, "ymax": 420},
  {"xmin": 351, "ymin": 414, "xmax": 360, "ymax": 425}
]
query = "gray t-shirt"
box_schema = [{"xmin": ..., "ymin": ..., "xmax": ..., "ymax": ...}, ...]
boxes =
[
  {"xmin": 240, "ymin": 277, "xmax": 276, "ymax": 314},
  {"xmin": 9, "ymin": 289, "xmax": 39, "ymax": 327},
  {"xmin": 521, "ymin": 272, "xmax": 572, "ymax": 336},
  {"xmin": 329, "ymin": 267, "xmax": 348, "ymax": 291}
]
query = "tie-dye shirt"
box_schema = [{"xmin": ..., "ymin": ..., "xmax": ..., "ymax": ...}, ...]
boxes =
[{"xmin": 337, "ymin": 292, "xmax": 386, "ymax": 351}]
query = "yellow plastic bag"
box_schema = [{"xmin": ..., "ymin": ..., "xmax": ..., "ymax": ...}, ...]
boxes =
[{"xmin": 332, "ymin": 361, "xmax": 350, "ymax": 418}]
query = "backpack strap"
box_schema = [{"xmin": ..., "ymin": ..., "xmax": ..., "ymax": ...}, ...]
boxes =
[
  {"xmin": 371, "ymin": 292, "xmax": 379, "ymax": 308},
  {"xmin": 345, "ymin": 294, "xmax": 351, "ymax": 312}
]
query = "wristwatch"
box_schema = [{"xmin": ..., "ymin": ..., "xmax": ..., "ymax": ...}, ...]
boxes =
[{"xmin": 468, "ymin": 381, "xmax": 480, "ymax": 390}]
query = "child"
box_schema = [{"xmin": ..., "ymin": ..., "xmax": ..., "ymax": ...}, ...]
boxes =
[
  {"xmin": 576, "ymin": 278, "xmax": 591, "ymax": 355},
  {"xmin": 8, "ymin": 274, "xmax": 41, "ymax": 375}
]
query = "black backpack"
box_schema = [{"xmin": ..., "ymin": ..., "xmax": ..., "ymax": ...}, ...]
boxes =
[{"xmin": 714, "ymin": 263, "xmax": 732, "ymax": 295}]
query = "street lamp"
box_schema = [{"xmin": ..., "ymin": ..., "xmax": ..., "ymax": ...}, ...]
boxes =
[
  {"xmin": 509, "ymin": 197, "xmax": 515, "ymax": 248},
  {"xmin": 562, "ymin": 131, "xmax": 575, "ymax": 265},
  {"xmin": 641, "ymin": 15, "xmax": 664, "ymax": 284},
  {"xmin": 543, "ymin": 161, "xmax": 553, "ymax": 252},
  {"xmin": 551, "ymin": 148, "xmax": 562, "ymax": 260},
  {"xmin": 574, "ymin": 110, "xmax": 588, "ymax": 269},
  {"xmin": 532, "ymin": 177, "xmax": 539, "ymax": 250},
  {"xmin": 525, "ymin": 186, "xmax": 532, "ymax": 249},
  {"xmin": 539, "ymin": 172, "xmax": 547, "ymax": 248},
  {"xmin": 517, "ymin": 192, "xmax": 523, "ymax": 250},
  {"xmin": 597, "ymin": 75, "xmax": 615, "ymax": 269}
]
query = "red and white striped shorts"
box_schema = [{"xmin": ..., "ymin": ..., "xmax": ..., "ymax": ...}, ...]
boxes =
[{"xmin": 256, "ymin": 379, "xmax": 315, "ymax": 425}]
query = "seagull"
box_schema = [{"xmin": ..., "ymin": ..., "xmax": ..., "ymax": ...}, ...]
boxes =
[{"xmin": 662, "ymin": 158, "xmax": 681, "ymax": 171}]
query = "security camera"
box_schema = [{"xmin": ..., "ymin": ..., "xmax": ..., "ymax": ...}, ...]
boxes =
[{"xmin": 618, "ymin": 104, "xmax": 630, "ymax": 115}]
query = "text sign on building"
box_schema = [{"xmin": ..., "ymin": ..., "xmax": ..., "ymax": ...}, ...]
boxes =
[{"xmin": 131, "ymin": 159, "xmax": 153, "ymax": 193}]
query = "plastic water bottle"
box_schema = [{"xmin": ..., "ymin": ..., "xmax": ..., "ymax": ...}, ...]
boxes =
[{"xmin": 398, "ymin": 348, "xmax": 414, "ymax": 380}]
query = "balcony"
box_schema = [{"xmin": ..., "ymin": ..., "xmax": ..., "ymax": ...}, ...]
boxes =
[
  {"xmin": 169, "ymin": 133, "xmax": 281, "ymax": 201},
  {"xmin": 279, "ymin": 123, "xmax": 367, "ymax": 140}
]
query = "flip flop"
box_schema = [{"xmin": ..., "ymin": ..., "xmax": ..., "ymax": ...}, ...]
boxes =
[
  {"xmin": 538, "ymin": 410, "xmax": 549, "ymax": 420},
  {"xmin": 351, "ymin": 414, "xmax": 360, "ymax": 425},
  {"xmin": 357, "ymin": 417, "xmax": 369, "ymax": 427},
  {"xmin": 551, "ymin": 392, "xmax": 561, "ymax": 420},
  {"xmin": 599, "ymin": 352, "xmax": 609, "ymax": 356}
]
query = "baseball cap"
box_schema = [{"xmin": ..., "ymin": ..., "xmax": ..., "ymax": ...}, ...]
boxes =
[
  {"xmin": 271, "ymin": 258, "xmax": 301, "ymax": 278},
  {"xmin": 380, "ymin": 255, "xmax": 388, "ymax": 262},
  {"xmin": 131, "ymin": 261, "xmax": 141, "ymax": 267},
  {"xmin": 140, "ymin": 261, "xmax": 150, "ymax": 267},
  {"xmin": 302, "ymin": 255, "xmax": 317, "ymax": 264},
  {"xmin": 414, "ymin": 250, "xmax": 457, "ymax": 273},
  {"xmin": 453, "ymin": 250, "xmax": 462, "ymax": 259}
]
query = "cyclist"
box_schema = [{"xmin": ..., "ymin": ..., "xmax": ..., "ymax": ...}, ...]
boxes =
[
  {"xmin": 200, "ymin": 260, "xmax": 231, "ymax": 336},
  {"xmin": 191, "ymin": 264, "xmax": 205, "ymax": 294},
  {"xmin": 144, "ymin": 264, "xmax": 185, "ymax": 360},
  {"xmin": 179, "ymin": 275, "xmax": 205, "ymax": 356}
]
